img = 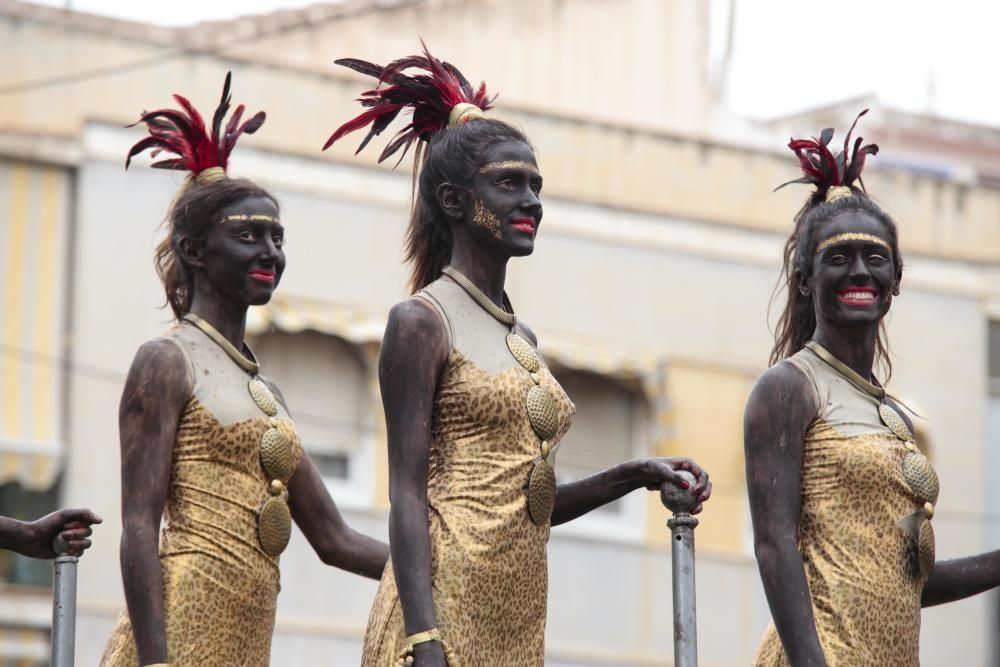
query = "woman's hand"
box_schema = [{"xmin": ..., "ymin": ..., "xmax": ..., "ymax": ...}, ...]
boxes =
[
  {"xmin": 634, "ymin": 458, "xmax": 711, "ymax": 513},
  {"xmin": 30, "ymin": 508, "xmax": 103, "ymax": 558},
  {"xmin": 410, "ymin": 640, "xmax": 447, "ymax": 666},
  {"xmin": 1, "ymin": 509, "xmax": 102, "ymax": 559}
]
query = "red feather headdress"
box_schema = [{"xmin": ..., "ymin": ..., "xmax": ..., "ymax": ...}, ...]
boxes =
[
  {"xmin": 125, "ymin": 72, "xmax": 266, "ymax": 183},
  {"xmin": 323, "ymin": 41, "xmax": 495, "ymax": 165},
  {"xmin": 776, "ymin": 109, "xmax": 879, "ymax": 198}
]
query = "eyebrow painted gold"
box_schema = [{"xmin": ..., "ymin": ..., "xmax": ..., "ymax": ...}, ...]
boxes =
[
  {"xmin": 815, "ymin": 232, "xmax": 890, "ymax": 254},
  {"xmin": 219, "ymin": 214, "xmax": 281, "ymax": 224},
  {"xmin": 478, "ymin": 160, "xmax": 538, "ymax": 175}
]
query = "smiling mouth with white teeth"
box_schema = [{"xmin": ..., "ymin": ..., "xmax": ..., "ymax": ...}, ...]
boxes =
[{"xmin": 838, "ymin": 290, "xmax": 877, "ymax": 305}]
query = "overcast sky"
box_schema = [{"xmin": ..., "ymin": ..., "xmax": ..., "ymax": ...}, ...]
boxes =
[{"xmin": 30, "ymin": 0, "xmax": 1000, "ymax": 127}]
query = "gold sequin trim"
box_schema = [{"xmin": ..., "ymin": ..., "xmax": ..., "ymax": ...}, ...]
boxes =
[
  {"xmin": 815, "ymin": 232, "xmax": 891, "ymax": 254},
  {"xmin": 478, "ymin": 160, "xmax": 538, "ymax": 174},
  {"xmin": 219, "ymin": 214, "xmax": 281, "ymax": 224}
]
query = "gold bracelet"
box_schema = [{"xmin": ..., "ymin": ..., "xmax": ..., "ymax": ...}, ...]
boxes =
[
  {"xmin": 405, "ymin": 627, "xmax": 442, "ymax": 646},
  {"xmin": 397, "ymin": 628, "xmax": 460, "ymax": 666}
]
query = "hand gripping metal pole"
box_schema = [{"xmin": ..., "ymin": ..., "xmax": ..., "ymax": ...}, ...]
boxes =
[
  {"xmin": 660, "ymin": 472, "xmax": 699, "ymax": 667},
  {"xmin": 50, "ymin": 534, "xmax": 79, "ymax": 667}
]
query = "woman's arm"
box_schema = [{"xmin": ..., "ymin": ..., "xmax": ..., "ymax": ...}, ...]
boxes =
[
  {"xmin": 380, "ymin": 299, "xmax": 450, "ymax": 667},
  {"xmin": 551, "ymin": 458, "xmax": 710, "ymax": 526},
  {"xmin": 745, "ymin": 362, "xmax": 828, "ymax": 667},
  {"xmin": 118, "ymin": 339, "xmax": 191, "ymax": 666},
  {"xmin": 515, "ymin": 322, "xmax": 710, "ymax": 526},
  {"xmin": 922, "ymin": 551, "xmax": 1000, "ymax": 607},
  {"xmin": 288, "ymin": 451, "xmax": 389, "ymax": 579}
]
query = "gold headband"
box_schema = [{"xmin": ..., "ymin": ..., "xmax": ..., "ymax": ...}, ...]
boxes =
[
  {"xmin": 816, "ymin": 233, "xmax": 890, "ymax": 254},
  {"xmin": 448, "ymin": 103, "xmax": 484, "ymax": 128},
  {"xmin": 219, "ymin": 214, "xmax": 280, "ymax": 224},
  {"xmin": 478, "ymin": 160, "xmax": 537, "ymax": 174},
  {"xmin": 195, "ymin": 166, "xmax": 226, "ymax": 185},
  {"xmin": 825, "ymin": 185, "xmax": 853, "ymax": 203}
]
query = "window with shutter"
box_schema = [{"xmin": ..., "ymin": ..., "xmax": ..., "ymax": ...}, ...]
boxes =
[
  {"xmin": 553, "ymin": 369, "xmax": 644, "ymax": 516},
  {"xmin": 252, "ymin": 331, "xmax": 370, "ymax": 480}
]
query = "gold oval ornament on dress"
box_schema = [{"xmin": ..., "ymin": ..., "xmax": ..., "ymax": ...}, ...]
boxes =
[
  {"xmin": 260, "ymin": 427, "xmax": 295, "ymax": 481},
  {"xmin": 506, "ymin": 333, "xmax": 540, "ymax": 372},
  {"xmin": 878, "ymin": 403, "xmax": 913, "ymax": 442},
  {"xmin": 248, "ymin": 377, "xmax": 278, "ymax": 416},
  {"xmin": 918, "ymin": 519, "xmax": 935, "ymax": 580},
  {"xmin": 902, "ymin": 450, "xmax": 940, "ymax": 505},
  {"xmin": 526, "ymin": 385, "xmax": 559, "ymax": 441},
  {"xmin": 527, "ymin": 459, "xmax": 556, "ymax": 525},
  {"xmin": 258, "ymin": 495, "xmax": 292, "ymax": 557}
]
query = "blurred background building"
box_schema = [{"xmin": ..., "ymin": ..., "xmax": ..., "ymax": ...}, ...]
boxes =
[{"xmin": 0, "ymin": 0, "xmax": 999, "ymax": 664}]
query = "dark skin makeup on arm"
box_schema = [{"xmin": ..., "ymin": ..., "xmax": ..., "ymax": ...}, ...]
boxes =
[
  {"xmin": 118, "ymin": 195, "xmax": 388, "ymax": 665},
  {"xmin": 382, "ymin": 140, "xmax": 711, "ymax": 667},
  {"xmin": 746, "ymin": 210, "xmax": 1000, "ymax": 665}
]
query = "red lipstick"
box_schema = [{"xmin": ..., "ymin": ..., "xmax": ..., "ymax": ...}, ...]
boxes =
[
  {"xmin": 511, "ymin": 217, "xmax": 537, "ymax": 235},
  {"xmin": 249, "ymin": 269, "xmax": 276, "ymax": 283}
]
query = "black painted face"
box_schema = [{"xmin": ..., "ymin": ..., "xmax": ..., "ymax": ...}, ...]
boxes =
[
  {"xmin": 803, "ymin": 209, "xmax": 899, "ymax": 329},
  {"xmin": 197, "ymin": 195, "xmax": 285, "ymax": 306},
  {"xmin": 466, "ymin": 140, "xmax": 543, "ymax": 257}
]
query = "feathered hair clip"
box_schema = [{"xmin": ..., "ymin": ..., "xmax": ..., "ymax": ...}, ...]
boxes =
[
  {"xmin": 125, "ymin": 72, "xmax": 266, "ymax": 185},
  {"xmin": 323, "ymin": 41, "xmax": 495, "ymax": 165},
  {"xmin": 775, "ymin": 109, "xmax": 879, "ymax": 203}
]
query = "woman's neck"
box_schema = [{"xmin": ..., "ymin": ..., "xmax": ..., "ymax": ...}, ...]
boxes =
[
  {"xmin": 187, "ymin": 290, "xmax": 249, "ymax": 351},
  {"xmin": 811, "ymin": 321, "xmax": 879, "ymax": 381},
  {"xmin": 448, "ymin": 243, "xmax": 509, "ymax": 308}
]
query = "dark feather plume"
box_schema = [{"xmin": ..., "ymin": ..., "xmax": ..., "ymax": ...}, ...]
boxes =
[
  {"xmin": 323, "ymin": 41, "xmax": 496, "ymax": 164},
  {"xmin": 125, "ymin": 71, "xmax": 265, "ymax": 176},
  {"xmin": 775, "ymin": 109, "xmax": 879, "ymax": 196}
]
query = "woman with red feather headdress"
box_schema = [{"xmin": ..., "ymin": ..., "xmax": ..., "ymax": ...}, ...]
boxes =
[
  {"xmin": 323, "ymin": 45, "xmax": 712, "ymax": 666},
  {"xmin": 99, "ymin": 73, "xmax": 388, "ymax": 667},
  {"xmin": 745, "ymin": 112, "xmax": 1000, "ymax": 666}
]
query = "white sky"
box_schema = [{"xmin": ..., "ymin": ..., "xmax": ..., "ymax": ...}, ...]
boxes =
[{"xmin": 30, "ymin": 0, "xmax": 1000, "ymax": 127}]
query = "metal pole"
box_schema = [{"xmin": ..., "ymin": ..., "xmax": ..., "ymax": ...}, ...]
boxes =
[
  {"xmin": 50, "ymin": 534, "xmax": 79, "ymax": 667},
  {"xmin": 660, "ymin": 473, "xmax": 699, "ymax": 667}
]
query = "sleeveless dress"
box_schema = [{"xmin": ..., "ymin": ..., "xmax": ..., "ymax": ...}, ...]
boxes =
[
  {"xmin": 753, "ymin": 347, "xmax": 929, "ymax": 666},
  {"xmin": 360, "ymin": 275, "xmax": 576, "ymax": 667},
  {"xmin": 101, "ymin": 320, "xmax": 303, "ymax": 667}
]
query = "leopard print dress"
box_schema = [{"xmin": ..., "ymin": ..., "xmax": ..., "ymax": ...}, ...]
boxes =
[
  {"xmin": 100, "ymin": 321, "xmax": 303, "ymax": 667},
  {"xmin": 361, "ymin": 276, "xmax": 575, "ymax": 667},
  {"xmin": 752, "ymin": 347, "xmax": 928, "ymax": 666}
]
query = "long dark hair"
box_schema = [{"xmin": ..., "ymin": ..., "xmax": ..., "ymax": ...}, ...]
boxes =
[
  {"xmin": 770, "ymin": 111, "xmax": 903, "ymax": 379},
  {"xmin": 323, "ymin": 43, "xmax": 529, "ymax": 292},
  {"xmin": 155, "ymin": 178, "xmax": 278, "ymax": 320},
  {"xmin": 406, "ymin": 119, "xmax": 529, "ymax": 292}
]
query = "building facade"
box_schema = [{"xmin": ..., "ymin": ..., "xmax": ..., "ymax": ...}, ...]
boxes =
[{"xmin": 0, "ymin": 1, "xmax": 998, "ymax": 664}]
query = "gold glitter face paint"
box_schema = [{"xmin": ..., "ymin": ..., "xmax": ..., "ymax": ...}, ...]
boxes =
[
  {"xmin": 472, "ymin": 198, "xmax": 503, "ymax": 240},
  {"xmin": 815, "ymin": 232, "xmax": 891, "ymax": 254},
  {"xmin": 219, "ymin": 214, "xmax": 281, "ymax": 224},
  {"xmin": 478, "ymin": 160, "xmax": 539, "ymax": 175}
]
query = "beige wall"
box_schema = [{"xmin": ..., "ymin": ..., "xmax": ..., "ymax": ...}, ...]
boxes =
[{"xmin": 1, "ymin": 2, "xmax": 998, "ymax": 665}]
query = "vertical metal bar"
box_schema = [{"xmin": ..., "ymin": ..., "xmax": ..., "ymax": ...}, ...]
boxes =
[
  {"xmin": 661, "ymin": 474, "xmax": 699, "ymax": 667},
  {"xmin": 51, "ymin": 537, "xmax": 79, "ymax": 667}
]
